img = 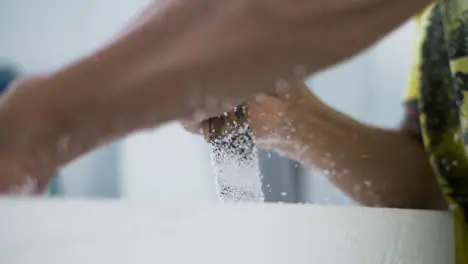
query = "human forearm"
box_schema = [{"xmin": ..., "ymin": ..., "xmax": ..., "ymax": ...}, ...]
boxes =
[
  {"xmin": 0, "ymin": 28, "xmax": 192, "ymax": 193},
  {"xmin": 267, "ymin": 100, "xmax": 445, "ymax": 210},
  {"xmin": 0, "ymin": 38, "xmax": 190, "ymax": 180},
  {"xmin": 82, "ymin": 0, "xmax": 434, "ymax": 111}
]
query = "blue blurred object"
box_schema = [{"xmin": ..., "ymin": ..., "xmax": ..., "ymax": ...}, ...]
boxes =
[{"xmin": 0, "ymin": 66, "xmax": 17, "ymax": 93}]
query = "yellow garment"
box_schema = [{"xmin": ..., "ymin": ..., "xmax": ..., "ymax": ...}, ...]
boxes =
[{"xmin": 404, "ymin": 3, "xmax": 468, "ymax": 263}]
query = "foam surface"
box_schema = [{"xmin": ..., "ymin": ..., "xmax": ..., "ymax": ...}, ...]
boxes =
[{"xmin": 0, "ymin": 198, "xmax": 454, "ymax": 264}]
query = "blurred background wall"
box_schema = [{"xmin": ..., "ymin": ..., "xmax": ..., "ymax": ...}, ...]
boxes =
[{"xmin": 0, "ymin": 0, "xmax": 415, "ymax": 204}]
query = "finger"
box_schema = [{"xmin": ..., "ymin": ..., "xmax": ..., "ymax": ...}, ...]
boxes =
[
  {"xmin": 274, "ymin": 82, "xmax": 312, "ymax": 101},
  {"xmin": 180, "ymin": 120, "xmax": 204, "ymax": 135}
]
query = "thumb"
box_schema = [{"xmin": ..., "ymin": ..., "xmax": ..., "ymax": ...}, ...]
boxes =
[{"xmin": 180, "ymin": 120, "xmax": 210, "ymax": 139}]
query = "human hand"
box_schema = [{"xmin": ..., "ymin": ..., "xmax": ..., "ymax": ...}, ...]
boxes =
[
  {"xmin": 248, "ymin": 82, "xmax": 318, "ymax": 147},
  {"xmin": 181, "ymin": 82, "xmax": 320, "ymax": 149}
]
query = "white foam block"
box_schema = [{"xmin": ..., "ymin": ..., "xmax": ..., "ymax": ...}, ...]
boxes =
[{"xmin": 0, "ymin": 198, "xmax": 454, "ymax": 264}]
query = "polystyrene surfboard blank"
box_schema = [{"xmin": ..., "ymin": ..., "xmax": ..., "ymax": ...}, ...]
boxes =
[{"xmin": 0, "ymin": 198, "xmax": 454, "ymax": 264}]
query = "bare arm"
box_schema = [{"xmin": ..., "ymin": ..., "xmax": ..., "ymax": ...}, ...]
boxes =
[
  {"xmin": 255, "ymin": 83, "xmax": 446, "ymax": 210},
  {"xmin": 0, "ymin": 0, "xmax": 432, "ymax": 193}
]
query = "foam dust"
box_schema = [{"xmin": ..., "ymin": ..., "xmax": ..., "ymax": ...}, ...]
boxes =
[
  {"xmin": 210, "ymin": 122, "xmax": 264, "ymax": 202},
  {"xmin": 8, "ymin": 176, "xmax": 38, "ymax": 196}
]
